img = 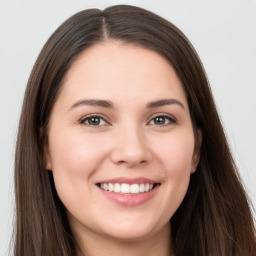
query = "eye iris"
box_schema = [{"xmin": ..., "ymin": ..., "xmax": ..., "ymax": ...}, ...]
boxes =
[
  {"xmin": 88, "ymin": 117, "xmax": 100, "ymax": 125},
  {"xmin": 154, "ymin": 116, "xmax": 166, "ymax": 125}
]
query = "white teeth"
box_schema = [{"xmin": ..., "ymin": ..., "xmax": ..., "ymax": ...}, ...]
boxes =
[
  {"xmin": 100, "ymin": 183, "xmax": 109, "ymax": 190},
  {"xmin": 139, "ymin": 184, "xmax": 145, "ymax": 192},
  {"xmin": 130, "ymin": 184, "xmax": 139, "ymax": 194},
  {"xmin": 99, "ymin": 183, "xmax": 155, "ymax": 194},
  {"xmin": 121, "ymin": 184, "xmax": 130, "ymax": 193},
  {"xmin": 114, "ymin": 183, "xmax": 120, "ymax": 193},
  {"xmin": 108, "ymin": 183, "xmax": 114, "ymax": 192}
]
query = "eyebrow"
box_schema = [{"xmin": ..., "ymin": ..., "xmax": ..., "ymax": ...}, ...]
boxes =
[
  {"xmin": 68, "ymin": 98, "xmax": 185, "ymax": 111},
  {"xmin": 147, "ymin": 99, "xmax": 185, "ymax": 109},
  {"xmin": 69, "ymin": 99, "xmax": 114, "ymax": 111}
]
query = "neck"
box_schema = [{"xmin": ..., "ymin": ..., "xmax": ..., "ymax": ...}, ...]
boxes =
[{"xmin": 74, "ymin": 223, "xmax": 173, "ymax": 256}]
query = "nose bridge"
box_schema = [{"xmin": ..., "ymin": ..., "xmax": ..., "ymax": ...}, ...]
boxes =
[{"xmin": 111, "ymin": 120, "xmax": 151, "ymax": 166}]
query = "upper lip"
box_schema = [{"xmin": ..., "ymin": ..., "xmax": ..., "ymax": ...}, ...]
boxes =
[{"xmin": 96, "ymin": 177, "xmax": 159, "ymax": 185}]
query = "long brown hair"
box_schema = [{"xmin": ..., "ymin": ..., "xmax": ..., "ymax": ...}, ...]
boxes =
[{"xmin": 14, "ymin": 5, "xmax": 255, "ymax": 256}]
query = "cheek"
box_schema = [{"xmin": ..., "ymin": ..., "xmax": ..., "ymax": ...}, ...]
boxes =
[
  {"xmin": 157, "ymin": 131, "xmax": 195, "ymax": 174},
  {"xmin": 49, "ymin": 130, "xmax": 106, "ymax": 177},
  {"xmin": 153, "ymin": 131, "xmax": 195, "ymax": 213},
  {"xmin": 47, "ymin": 130, "xmax": 108, "ymax": 206}
]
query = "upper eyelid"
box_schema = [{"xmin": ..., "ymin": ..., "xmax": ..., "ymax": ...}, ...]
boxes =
[
  {"xmin": 148, "ymin": 113, "xmax": 176, "ymax": 122},
  {"xmin": 80, "ymin": 114, "xmax": 109, "ymax": 124},
  {"xmin": 80, "ymin": 113, "xmax": 108, "ymax": 120}
]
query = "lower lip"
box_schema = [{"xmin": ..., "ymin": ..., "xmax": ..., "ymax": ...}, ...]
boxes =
[{"xmin": 98, "ymin": 185, "xmax": 159, "ymax": 207}]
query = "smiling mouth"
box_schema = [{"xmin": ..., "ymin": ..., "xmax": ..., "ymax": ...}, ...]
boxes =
[{"xmin": 97, "ymin": 183, "xmax": 158, "ymax": 194}]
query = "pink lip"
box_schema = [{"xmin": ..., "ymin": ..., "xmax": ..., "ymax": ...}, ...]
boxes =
[
  {"xmin": 96, "ymin": 177, "xmax": 160, "ymax": 207},
  {"xmin": 97, "ymin": 176, "xmax": 157, "ymax": 185}
]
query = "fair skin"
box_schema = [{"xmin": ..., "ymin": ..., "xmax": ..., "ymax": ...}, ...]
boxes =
[{"xmin": 45, "ymin": 41, "xmax": 200, "ymax": 256}]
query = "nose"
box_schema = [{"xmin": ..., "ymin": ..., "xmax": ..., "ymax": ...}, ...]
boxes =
[{"xmin": 110, "ymin": 125, "xmax": 152, "ymax": 167}]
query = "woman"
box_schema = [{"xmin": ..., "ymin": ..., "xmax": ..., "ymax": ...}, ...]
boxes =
[{"xmin": 14, "ymin": 4, "xmax": 255, "ymax": 256}]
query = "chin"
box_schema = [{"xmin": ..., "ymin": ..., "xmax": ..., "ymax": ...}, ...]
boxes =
[
  {"xmin": 98, "ymin": 216, "xmax": 169, "ymax": 243},
  {"xmin": 103, "ymin": 227, "xmax": 155, "ymax": 242}
]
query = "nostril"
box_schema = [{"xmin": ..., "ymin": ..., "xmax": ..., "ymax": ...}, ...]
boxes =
[
  {"xmin": 110, "ymin": 148, "xmax": 152, "ymax": 167},
  {"xmin": 109, "ymin": 132, "xmax": 152, "ymax": 166}
]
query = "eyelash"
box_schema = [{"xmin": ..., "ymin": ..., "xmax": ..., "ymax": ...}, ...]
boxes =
[
  {"xmin": 147, "ymin": 114, "xmax": 176, "ymax": 126},
  {"xmin": 80, "ymin": 115, "xmax": 109, "ymax": 127},
  {"xmin": 80, "ymin": 114, "xmax": 176, "ymax": 127}
]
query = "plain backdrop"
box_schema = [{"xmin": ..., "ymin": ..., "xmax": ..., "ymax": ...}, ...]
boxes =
[{"xmin": 0, "ymin": 0, "xmax": 255, "ymax": 254}]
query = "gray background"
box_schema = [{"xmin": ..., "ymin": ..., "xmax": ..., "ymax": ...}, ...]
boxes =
[{"xmin": 0, "ymin": 0, "xmax": 255, "ymax": 254}]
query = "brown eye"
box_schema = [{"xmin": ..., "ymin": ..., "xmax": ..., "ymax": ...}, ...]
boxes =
[
  {"xmin": 149, "ymin": 115, "xmax": 176, "ymax": 126},
  {"xmin": 80, "ymin": 116, "xmax": 107, "ymax": 126}
]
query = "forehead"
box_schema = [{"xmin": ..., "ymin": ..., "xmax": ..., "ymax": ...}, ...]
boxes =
[{"xmin": 57, "ymin": 40, "xmax": 188, "ymax": 109}]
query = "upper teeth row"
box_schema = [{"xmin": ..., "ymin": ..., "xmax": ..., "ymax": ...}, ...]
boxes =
[{"xmin": 100, "ymin": 183, "xmax": 154, "ymax": 194}]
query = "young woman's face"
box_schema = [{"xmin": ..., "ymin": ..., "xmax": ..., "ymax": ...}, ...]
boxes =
[{"xmin": 45, "ymin": 41, "xmax": 200, "ymax": 244}]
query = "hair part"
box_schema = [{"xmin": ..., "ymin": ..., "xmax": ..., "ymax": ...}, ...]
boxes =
[{"xmin": 14, "ymin": 5, "xmax": 256, "ymax": 256}]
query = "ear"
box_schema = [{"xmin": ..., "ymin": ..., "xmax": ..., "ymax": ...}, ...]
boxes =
[
  {"xmin": 191, "ymin": 129, "xmax": 202, "ymax": 174},
  {"xmin": 40, "ymin": 128, "xmax": 52, "ymax": 171}
]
